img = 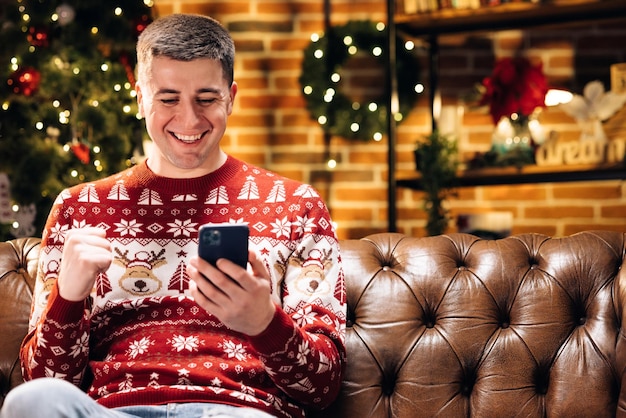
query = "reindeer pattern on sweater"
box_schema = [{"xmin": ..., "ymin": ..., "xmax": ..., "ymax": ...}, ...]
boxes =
[{"xmin": 22, "ymin": 156, "xmax": 346, "ymax": 418}]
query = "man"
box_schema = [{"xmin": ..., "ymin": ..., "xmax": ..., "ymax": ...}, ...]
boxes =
[{"xmin": 0, "ymin": 13, "xmax": 345, "ymax": 418}]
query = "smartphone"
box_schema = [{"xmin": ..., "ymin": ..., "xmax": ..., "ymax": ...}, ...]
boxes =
[{"xmin": 198, "ymin": 223, "xmax": 249, "ymax": 269}]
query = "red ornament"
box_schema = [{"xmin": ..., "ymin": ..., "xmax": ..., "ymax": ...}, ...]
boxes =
[
  {"xmin": 479, "ymin": 57, "xmax": 549, "ymax": 125},
  {"xmin": 7, "ymin": 67, "xmax": 41, "ymax": 96},
  {"xmin": 27, "ymin": 25, "xmax": 50, "ymax": 47},
  {"xmin": 71, "ymin": 141, "xmax": 91, "ymax": 164},
  {"xmin": 133, "ymin": 15, "xmax": 152, "ymax": 37},
  {"xmin": 119, "ymin": 52, "xmax": 136, "ymax": 88}
]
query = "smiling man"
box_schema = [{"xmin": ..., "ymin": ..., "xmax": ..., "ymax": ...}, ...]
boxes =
[{"xmin": 0, "ymin": 14, "xmax": 346, "ymax": 418}]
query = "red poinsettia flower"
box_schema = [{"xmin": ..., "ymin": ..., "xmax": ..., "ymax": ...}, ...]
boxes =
[{"xmin": 480, "ymin": 57, "xmax": 548, "ymax": 125}]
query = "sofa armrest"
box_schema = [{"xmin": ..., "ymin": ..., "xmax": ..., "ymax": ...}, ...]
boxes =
[{"xmin": 0, "ymin": 237, "xmax": 41, "ymax": 408}]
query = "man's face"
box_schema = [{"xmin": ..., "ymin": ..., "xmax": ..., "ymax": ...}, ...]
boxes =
[{"xmin": 136, "ymin": 56, "xmax": 237, "ymax": 178}]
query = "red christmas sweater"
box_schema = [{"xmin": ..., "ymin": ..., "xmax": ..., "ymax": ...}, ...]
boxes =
[{"xmin": 21, "ymin": 156, "xmax": 346, "ymax": 418}]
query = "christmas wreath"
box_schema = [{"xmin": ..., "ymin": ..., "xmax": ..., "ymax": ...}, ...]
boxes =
[{"xmin": 299, "ymin": 20, "xmax": 421, "ymax": 141}]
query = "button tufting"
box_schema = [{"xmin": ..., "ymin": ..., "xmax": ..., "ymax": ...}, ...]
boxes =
[{"xmin": 382, "ymin": 265, "xmax": 390, "ymax": 271}]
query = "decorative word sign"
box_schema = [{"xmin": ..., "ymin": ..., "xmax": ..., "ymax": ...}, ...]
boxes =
[{"xmin": 535, "ymin": 138, "xmax": 626, "ymax": 166}]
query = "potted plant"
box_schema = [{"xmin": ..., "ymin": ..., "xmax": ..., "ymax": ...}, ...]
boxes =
[{"xmin": 414, "ymin": 130, "xmax": 459, "ymax": 236}]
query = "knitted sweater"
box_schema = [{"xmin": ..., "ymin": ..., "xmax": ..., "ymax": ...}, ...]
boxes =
[{"xmin": 21, "ymin": 156, "xmax": 346, "ymax": 418}]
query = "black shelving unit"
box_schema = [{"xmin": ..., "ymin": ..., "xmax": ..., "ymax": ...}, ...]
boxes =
[{"xmin": 386, "ymin": 0, "xmax": 626, "ymax": 231}]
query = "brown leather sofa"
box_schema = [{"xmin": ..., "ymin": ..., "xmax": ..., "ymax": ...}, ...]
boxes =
[{"xmin": 3, "ymin": 232, "xmax": 626, "ymax": 417}]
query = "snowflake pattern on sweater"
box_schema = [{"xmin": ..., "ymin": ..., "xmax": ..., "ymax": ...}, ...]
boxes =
[{"xmin": 21, "ymin": 156, "xmax": 346, "ymax": 418}]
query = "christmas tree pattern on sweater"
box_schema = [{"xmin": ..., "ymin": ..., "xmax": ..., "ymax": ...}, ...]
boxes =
[{"xmin": 22, "ymin": 156, "xmax": 346, "ymax": 418}]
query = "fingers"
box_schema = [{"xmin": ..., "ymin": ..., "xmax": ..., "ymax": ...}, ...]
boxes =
[
  {"xmin": 66, "ymin": 228, "xmax": 112, "ymax": 270},
  {"xmin": 188, "ymin": 257, "xmax": 233, "ymax": 293},
  {"xmin": 247, "ymin": 250, "xmax": 269, "ymax": 281},
  {"xmin": 57, "ymin": 227, "xmax": 113, "ymax": 301},
  {"xmin": 187, "ymin": 254, "xmax": 275, "ymax": 335}
]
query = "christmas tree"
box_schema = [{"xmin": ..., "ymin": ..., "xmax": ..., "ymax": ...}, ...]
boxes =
[{"xmin": 0, "ymin": 1, "xmax": 155, "ymax": 240}]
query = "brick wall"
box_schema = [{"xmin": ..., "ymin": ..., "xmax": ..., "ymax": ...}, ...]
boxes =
[{"xmin": 153, "ymin": 0, "xmax": 626, "ymax": 239}]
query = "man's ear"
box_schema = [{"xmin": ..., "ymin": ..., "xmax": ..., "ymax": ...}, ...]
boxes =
[
  {"xmin": 135, "ymin": 82, "xmax": 144, "ymax": 118},
  {"xmin": 227, "ymin": 81, "xmax": 238, "ymax": 115}
]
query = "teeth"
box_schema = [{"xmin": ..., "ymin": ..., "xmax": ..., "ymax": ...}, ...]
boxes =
[{"xmin": 175, "ymin": 133, "xmax": 201, "ymax": 142}]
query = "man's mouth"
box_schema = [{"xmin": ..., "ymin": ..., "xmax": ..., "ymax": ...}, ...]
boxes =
[{"xmin": 171, "ymin": 132, "xmax": 203, "ymax": 143}]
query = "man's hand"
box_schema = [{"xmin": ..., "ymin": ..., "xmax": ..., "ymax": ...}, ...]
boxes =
[
  {"xmin": 57, "ymin": 227, "xmax": 113, "ymax": 301},
  {"xmin": 187, "ymin": 251, "xmax": 276, "ymax": 336}
]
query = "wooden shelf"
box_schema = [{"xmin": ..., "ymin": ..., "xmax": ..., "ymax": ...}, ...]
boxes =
[
  {"xmin": 395, "ymin": 0, "xmax": 626, "ymax": 36},
  {"xmin": 396, "ymin": 163, "xmax": 626, "ymax": 190},
  {"xmin": 386, "ymin": 0, "xmax": 626, "ymax": 230}
]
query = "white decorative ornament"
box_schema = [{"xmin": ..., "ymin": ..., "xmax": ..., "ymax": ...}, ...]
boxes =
[
  {"xmin": 560, "ymin": 80, "xmax": 626, "ymax": 141},
  {"xmin": 55, "ymin": 4, "xmax": 76, "ymax": 26},
  {"xmin": 0, "ymin": 173, "xmax": 12, "ymax": 223},
  {"xmin": 10, "ymin": 203, "xmax": 37, "ymax": 238}
]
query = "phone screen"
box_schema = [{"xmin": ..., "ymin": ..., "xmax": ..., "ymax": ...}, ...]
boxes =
[{"xmin": 198, "ymin": 223, "xmax": 249, "ymax": 269}]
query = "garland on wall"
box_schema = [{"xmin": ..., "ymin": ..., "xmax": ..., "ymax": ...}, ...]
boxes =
[{"xmin": 299, "ymin": 20, "xmax": 421, "ymax": 141}]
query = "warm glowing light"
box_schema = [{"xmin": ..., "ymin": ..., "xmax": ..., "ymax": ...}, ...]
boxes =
[{"xmin": 545, "ymin": 89, "xmax": 573, "ymax": 106}]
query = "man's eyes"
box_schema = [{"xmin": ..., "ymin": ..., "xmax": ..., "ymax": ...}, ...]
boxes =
[{"xmin": 159, "ymin": 97, "xmax": 217, "ymax": 105}]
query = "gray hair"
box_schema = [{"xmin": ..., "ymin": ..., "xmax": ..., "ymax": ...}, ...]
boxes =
[{"xmin": 136, "ymin": 14, "xmax": 235, "ymax": 86}]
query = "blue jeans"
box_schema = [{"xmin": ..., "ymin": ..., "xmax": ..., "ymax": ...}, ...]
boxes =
[{"xmin": 0, "ymin": 378, "xmax": 276, "ymax": 418}]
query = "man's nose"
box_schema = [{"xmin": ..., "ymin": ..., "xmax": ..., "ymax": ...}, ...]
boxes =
[{"xmin": 178, "ymin": 100, "xmax": 203, "ymax": 126}]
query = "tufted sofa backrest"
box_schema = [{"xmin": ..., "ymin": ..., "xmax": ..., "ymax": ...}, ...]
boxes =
[
  {"xmin": 3, "ymin": 232, "xmax": 626, "ymax": 417},
  {"xmin": 319, "ymin": 231, "xmax": 626, "ymax": 417}
]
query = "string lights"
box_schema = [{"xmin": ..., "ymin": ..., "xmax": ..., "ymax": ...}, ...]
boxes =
[
  {"xmin": 0, "ymin": 1, "xmax": 154, "ymax": 239},
  {"xmin": 299, "ymin": 20, "xmax": 422, "ymax": 143}
]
